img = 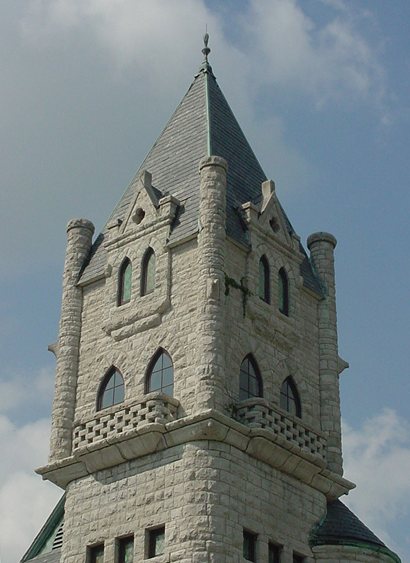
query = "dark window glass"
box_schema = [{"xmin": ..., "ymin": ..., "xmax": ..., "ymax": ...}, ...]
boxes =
[
  {"xmin": 98, "ymin": 368, "xmax": 125, "ymax": 411},
  {"xmin": 269, "ymin": 542, "xmax": 281, "ymax": 563},
  {"xmin": 259, "ymin": 256, "xmax": 270, "ymax": 303},
  {"xmin": 278, "ymin": 268, "xmax": 289, "ymax": 315},
  {"xmin": 88, "ymin": 544, "xmax": 104, "ymax": 563},
  {"xmin": 148, "ymin": 526, "xmax": 165, "ymax": 558},
  {"xmin": 141, "ymin": 248, "xmax": 156, "ymax": 296},
  {"xmin": 118, "ymin": 259, "xmax": 132, "ymax": 305},
  {"xmin": 117, "ymin": 536, "xmax": 134, "ymax": 563},
  {"xmin": 147, "ymin": 350, "xmax": 173, "ymax": 396},
  {"xmin": 239, "ymin": 355, "xmax": 263, "ymax": 401},
  {"xmin": 293, "ymin": 554, "xmax": 305, "ymax": 563},
  {"xmin": 280, "ymin": 377, "xmax": 301, "ymax": 418},
  {"xmin": 243, "ymin": 530, "xmax": 257, "ymax": 562}
]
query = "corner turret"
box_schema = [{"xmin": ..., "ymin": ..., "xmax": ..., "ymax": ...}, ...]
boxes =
[
  {"xmin": 196, "ymin": 155, "xmax": 227, "ymax": 411},
  {"xmin": 49, "ymin": 218, "xmax": 94, "ymax": 461},
  {"xmin": 307, "ymin": 231, "xmax": 343, "ymax": 475}
]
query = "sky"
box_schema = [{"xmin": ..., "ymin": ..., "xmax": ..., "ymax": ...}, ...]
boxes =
[{"xmin": 0, "ymin": 1, "xmax": 409, "ymax": 561}]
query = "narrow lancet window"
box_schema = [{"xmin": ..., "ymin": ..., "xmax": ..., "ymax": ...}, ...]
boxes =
[
  {"xmin": 280, "ymin": 376, "xmax": 301, "ymax": 417},
  {"xmin": 258, "ymin": 256, "xmax": 270, "ymax": 303},
  {"xmin": 141, "ymin": 248, "xmax": 156, "ymax": 296},
  {"xmin": 278, "ymin": 267, "xmax": 289, "ymax": 316},
  {"xmin": 118, "ymin": 258, "xmax": 132, "ymax": 305},
  {"xmin": 146, "ymin": 349, "xmax": 173, "ymax": 396},
  {"xmin": 239, "ymin": 355, "xmax": 263, "ymax": 401},
  {"xmin": 97, "ymin": 368, "xmax": 125, "ymax": 410}
]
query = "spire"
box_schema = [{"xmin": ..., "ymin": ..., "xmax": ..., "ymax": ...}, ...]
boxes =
[{"xmin": 79, "ymin": 48, "xmax": 321, "ymax": 296}]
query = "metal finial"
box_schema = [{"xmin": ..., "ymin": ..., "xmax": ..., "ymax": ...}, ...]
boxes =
[{"xmin": 202, "ymin": 31, "xmax": 210, "ymax": 62}]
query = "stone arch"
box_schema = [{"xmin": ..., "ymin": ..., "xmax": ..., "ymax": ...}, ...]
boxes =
[
  {"xmin": 117, "ymin": 257, "xmax": 132, "ymax": 306},
  {"xmin": 141, "ymin": 246, "xmax": 156, "ymax": 296},
  {"xmin": 239, "ymin": 353, "xmax": 263, "ymax": 400},
  {"xmin": 258, "ymin": 255, "xmax": 270, "ymax": 303},
  {"xmin": 96, "ymin": 366, "xmax": 125, "ymax": 411},
  {"xmin": 280, "ymin": 375, "xmax": 302, "ymax": 417},
  {"xmin": 145, "ymin": 348, "xmax": 174, "ymax": 396},
  {"xmin": 278, "ymin": 267, "xmax": 289, "ymax": 316}
]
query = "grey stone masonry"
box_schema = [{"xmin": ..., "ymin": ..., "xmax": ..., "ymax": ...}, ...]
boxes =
[
  {"xmin": 196, "ymin": 156, "xmax": 227, "ymax": 412},
  {"xmin": 29, "ymin": 54, "xmax": 402, "ymax": 562},
  {"xmin": 49, "ymin": 218, "xmax": 94, "ymax": 461},
  {"xmin": 307, "ymin": 232, "xmax": 343, "ymax": 475}
]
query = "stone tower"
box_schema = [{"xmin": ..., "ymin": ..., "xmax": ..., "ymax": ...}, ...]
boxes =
[{"xmin": 22, "ymin": 43, "xmax": 400, "ymax": 563}]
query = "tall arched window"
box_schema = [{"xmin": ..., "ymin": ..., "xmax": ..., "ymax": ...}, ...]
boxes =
[
  {"xmin": 239, "ymin": 355, "xmax": 263, "ymax": 401},
  {"xmin": 280, "ymin": 376, "xmax": 301, "ymax": 417},
  {"xmin": 118, "ymin": 258, "xmax": 132, "ymax": 305},
  {"xmin": 141, "ymin": 247, "xmax": 156, "ymax": 296},
  {"xmin": 258, "ymin": 256, "xmax": 270, "ymax": 303},
  {"xmin": 278, "ymin": 267, "xmax": 289, "ymax": 316},
  {"xmin": 97, "ymin": 367, "xmax": 125, "ymax": 410},
  {"xmin": 146, "ymin": 349, "xmax": 173, "ymax": 396}
]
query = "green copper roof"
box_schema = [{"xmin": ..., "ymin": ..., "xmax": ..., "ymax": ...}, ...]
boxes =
[
  {"xmin": 21, "ymin": 495, "xmax": 64, "ymax": 563},
  {"xmin": 310, "ymin": 499, "xmax": 401, "ymax": 563},
  {"xmin": 79, "ymin": 59, "xmax": 322, "ymax": 295}
]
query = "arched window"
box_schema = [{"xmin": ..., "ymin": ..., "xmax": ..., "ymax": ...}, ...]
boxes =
[
  {"xmin": 280, "ymin": 376, "xmax": 301, "ymax": 417},
  {"xmin": 146, "ymin": 349, "xmax": 173, "ymax": 396},
  {"xmin": 97, "ymin": 367, "xmax": 125, "ymax": 410},
  {"xmin": 141, "ymin": 247, "xmax": 156, "ymax": 296},
  {"xmin": 278, "ymin": 268, "xmax": 289, "ymax": 316},
  {"xmin": 258, "ymin": 256, "xmax": 270, "ymax": 303},
  {"xmin": 118, "ymin": 258, "xmax": 132, "ymax": 305},
  {"xmin": 239, "ymin": 355, "xmax": 263, "ymax": 401}
]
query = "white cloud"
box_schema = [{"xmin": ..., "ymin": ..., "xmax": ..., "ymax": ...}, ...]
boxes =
[
  {"xmin": 0, "ymin": 415, "xmax": 61, "ymax": 563},
  {"xmin": 239, "ymin": 0, "xmax": 385, "ymax": 108},
  {"xmin": 21, "ymin": 0, "xmax": 217, "ymax": 79},
  {"xmin": 0, "ymin": 368, "xmax": 54, "ymax": 415},
  {"xmin": 343, "ymin": 409, "xmax": 410, "ymax": 557},
  {"xmin": 20, "ymin": 0, "xmax": 386, "ymax": 109}
]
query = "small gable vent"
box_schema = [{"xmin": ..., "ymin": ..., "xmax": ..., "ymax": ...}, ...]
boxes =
[{"xmin": 52, "ymin": 521, "xmax": 64, "ymax": 550}]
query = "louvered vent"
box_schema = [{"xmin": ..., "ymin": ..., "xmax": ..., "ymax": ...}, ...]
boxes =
[{"xmin": 52, "ymin": 521, "xmax": 64, "ymax": 550}]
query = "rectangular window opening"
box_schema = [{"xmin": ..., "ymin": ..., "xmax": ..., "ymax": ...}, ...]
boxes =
[
  {"xmin": 269, "ymin": 542, "xmax": 282, "ymax": 563},
  {"xmin": 147, "ymin": 526, "xmax": 165, "ymax": 558},
  {"xmin": 87, "ymin": 543, "xmax": 104, "ymax": 563},
  {"xmin": 293, "ymin": 553, "xmax": 305, "ymax": 563},
  {"xmin": 243, "ymin": 530, "xmax": 257, "ymax": 562},
  {"xmin": 117, "ymin": 535, "xmax": 134, "ymax": 563}
]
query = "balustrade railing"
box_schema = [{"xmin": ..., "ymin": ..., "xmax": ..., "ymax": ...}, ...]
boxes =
[
  {"xmin": 73, "ymin": 393, "xmax": 179, "ymax": 452},
  {"xmin": 235, "ymin": 399, "xmax": 327, "ymax": 461}
]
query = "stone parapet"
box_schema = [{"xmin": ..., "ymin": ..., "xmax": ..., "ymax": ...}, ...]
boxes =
[
  {"xmin": 72, "ymin": 393, "xmax": 179, "ymax": 452},
  {"xmin": 235, "ymin": 398, "xmax": 327, "ymax": 461},
  {"xmin": 38, "ymin": 410, "xmax": 354, "ymax": 500}
]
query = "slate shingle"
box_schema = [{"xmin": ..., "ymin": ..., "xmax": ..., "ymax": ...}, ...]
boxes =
[
  {"xmin": 311, "ymin": 499, "xmax": 386, "ymax": 548},
  {"xmin": 79, "ymin": 62, "xmax": 321, "ymax": 295}
]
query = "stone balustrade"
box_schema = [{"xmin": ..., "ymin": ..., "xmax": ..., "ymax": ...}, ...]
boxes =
[
  {"xmin": 72, "ymin": 393, "xmax": 179, "ymax": 452},
  {"xmin": 235, "ymin": 398, "xmax": 327, "ymax": 461}
]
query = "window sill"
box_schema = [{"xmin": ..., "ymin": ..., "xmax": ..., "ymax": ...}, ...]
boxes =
[{"xmin": 103, "ymin": 294, "xmax": 171, "ymax": 340}]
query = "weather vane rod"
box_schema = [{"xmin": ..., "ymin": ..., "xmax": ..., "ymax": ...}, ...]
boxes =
[{"xmin": 202, "ymin": 27, "xmax": 210, "ymax": 62}]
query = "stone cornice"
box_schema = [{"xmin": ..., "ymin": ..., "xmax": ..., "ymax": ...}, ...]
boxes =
[{"xmin": 37, "ymin": 410, "xmax": 354, "ymax": 500}]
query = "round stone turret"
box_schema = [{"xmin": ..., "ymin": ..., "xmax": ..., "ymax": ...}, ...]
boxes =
[
  {"xmin": 49, "ymin": 218, "xmax": 94, "ymax": 462},
  {"xmin": 196, "ymin": 156, "xmax": 227, "ymax": 411},
  {"xmin": 307, "ymin": 231, "xmax": 343, "ymax": 476}
]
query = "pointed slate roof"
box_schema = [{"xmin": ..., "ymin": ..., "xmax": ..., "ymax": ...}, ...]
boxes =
[
  {"xmin": 310, "ymin": 500, "xmax": 400, "ymax": 562},
  {"xmin": 79, "ymin": 58, "xmax": 321, "ymax": 295}
]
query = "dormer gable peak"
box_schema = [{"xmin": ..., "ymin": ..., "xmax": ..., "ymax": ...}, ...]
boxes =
[
  {"xmin": 119, "ymin": 169, "xmax": 163, "ymax": 235},
  {"xmin": 258, "ymin": 180, "xmax": 293, "ymax": 246}
]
